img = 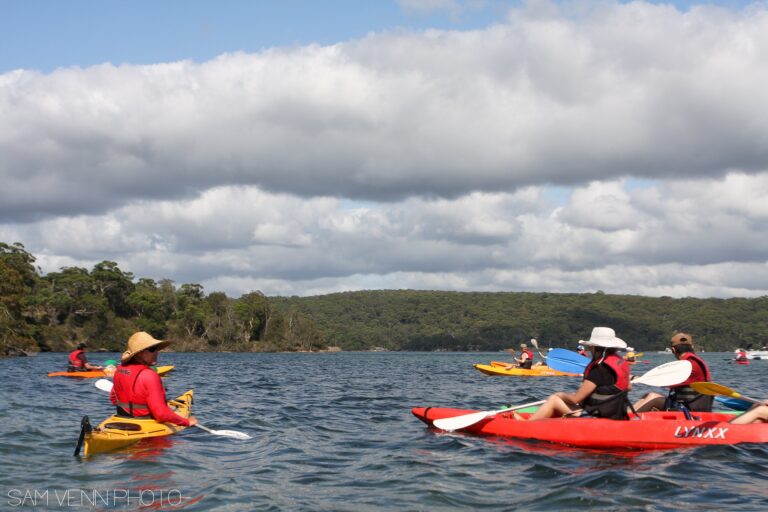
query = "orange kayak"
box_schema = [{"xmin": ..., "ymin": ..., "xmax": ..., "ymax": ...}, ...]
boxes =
[{"xmin": 48, "ymin": 365, "xmax": 174, "ymax": 378}]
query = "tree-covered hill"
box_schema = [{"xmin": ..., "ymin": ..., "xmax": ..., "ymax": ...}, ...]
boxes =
[
  {"xmin": 0, "ymin": 242, "xmax": 324, "ymax": 355},
  {"xmin": 5, "ymin": 240, "xmax": 767, "ymax": 355},
  {"xmin": 271, "ymin": 290, "xmax": 768, "ymax": 352}
]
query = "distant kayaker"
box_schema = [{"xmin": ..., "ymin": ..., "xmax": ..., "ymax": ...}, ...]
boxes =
[
  {"xmin": 625, "ymin": 347, "xmax": 637, "ymax": 363},
  {"xmin": 67, "ymin": 342, "xmax": 102, "ymax": 372},
  {"xmin": 110, "ymin": 332, "xmax": 196, "ymax": 427},
  {"xmin": 510, "ymin": 340, "xmax": 545, "ymax": 369},
  {"xmin": 576, "ymin": 345, "xmax": 588, "ymax": 357},
  {"xmin": 514, "ymin": 327, "xmax": 631, "ymax": 421},
  {"xmin": 632, "ymin": 333, "xmax": 713, "ymax": 413},
  {"xmin": 734, "ymin": 349, "xmax": 748, "ymax": 362},
  {"xmin": 515, "ymin": 342, "xmax": 535, "ymax": 369}
]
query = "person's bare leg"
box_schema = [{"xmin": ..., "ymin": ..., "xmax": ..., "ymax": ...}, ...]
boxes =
[
  {"xmin": 522, "ymin": 394, "xmax": 578, "ymax": 421},
  {"xmin": 633, "ymin": 393, "xmax": 665, "ymax": 413},
  {"xmin": 730, "ymin": 405, "xmax": 768, "ymax": 425}
]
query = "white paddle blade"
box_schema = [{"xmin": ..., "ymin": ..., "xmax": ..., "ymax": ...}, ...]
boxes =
[
  {"xmin": 433, "ymin": 411, "xmax": 494, "ymax": 432},
  {"xmin": 633, "ymin": 360, "xmax": 692, "ymax": 386},
  {"xmin": 210, "ymin": 429, "xmax": 252, "ymax": 440},
  {"xmin": 432, "ymin": 400, "xmax": 546, "ymax": 432},
  {"xmin": 194, "ymin": 423, "xmax": 251, "ymax": 439},
  {"xmin": 95, "ymin": 379, "xmax": 113, "ymax": 392}
]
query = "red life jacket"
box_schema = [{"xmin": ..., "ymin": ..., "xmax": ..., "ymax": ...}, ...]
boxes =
[
  {"xmin": 112, "ymin": 364, "xmax": 152, "ymax": 417},
  {"xmin": 68, "ymin": 349, "xmax": 85, "ymax": 369},
  {"xmin": 519, "ymin": 348, "xmax": 534, "ymax": 369},
  {"xmin": 677, "ymin": 352, "xmax": 711, "ymax": 384},
  {"xmin": 581, "ymin": 353, "xmax": 631, "ymax": 419},
  {"xmin": 584, "ymin": 353, "xmax": 631, "ymax": 390},
  {"xmin": 667, "ymin": 352, "xmax": 713, "ymax": 412}
]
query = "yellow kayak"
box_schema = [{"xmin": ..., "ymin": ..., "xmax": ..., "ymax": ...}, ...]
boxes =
[
  {"xmin": 475, "ymin": 362, "xmax": 581, "ymax": 377},
  {"xmin": 77, "ymin": 390, "xmax": 193, "ymax": 456}
]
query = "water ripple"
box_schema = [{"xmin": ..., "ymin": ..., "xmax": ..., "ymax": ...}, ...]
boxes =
[{"xmin": 1, "ymin": 352, "xmax": 767, "ymax": 510}]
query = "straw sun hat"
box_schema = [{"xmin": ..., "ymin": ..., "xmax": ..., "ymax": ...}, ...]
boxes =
[
  {"xmin": 579, "ymin": 327, "xmax": 627, "ymax": 349},
  {"xmin": 121, "ymin": 332, "xmax": 171, "ymax": 363}
]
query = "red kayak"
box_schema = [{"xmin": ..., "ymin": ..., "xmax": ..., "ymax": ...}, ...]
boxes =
[{"xmin": 412, "ymin": 407, "xmax": 768, "ymax": 450}]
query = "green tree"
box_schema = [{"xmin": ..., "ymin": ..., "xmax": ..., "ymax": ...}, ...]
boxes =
[
  {"xmin": 91, "ymin": 261, "xmax": 135, "ymax": 316},
  {"xmin": 0, "ymin": 243, "xmax": 39, "ymax": 354}
]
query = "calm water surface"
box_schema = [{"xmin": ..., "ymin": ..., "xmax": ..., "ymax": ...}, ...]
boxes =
[{"xmin": 1, "ymin": 351, "xmax": 767, "ymax": 511}]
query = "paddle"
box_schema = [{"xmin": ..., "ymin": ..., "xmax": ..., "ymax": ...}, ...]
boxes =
[
  {"xmin": 715, "ymin": 396, "xmax": 751, "ymax": 411},
  {"xmin": 94, "ymin": 380, "xmax": 252, "ymax": 440},
  {"xmin": 432, "ymin": 400, "xmax": 546, "ymax": 432},
  {"xmin": 433, "ymin": 361, "xmax": 693, "ymax": 432},
  {"xmin": 630, "ymin": 360, "xmax": 692, "ymax": 386},
  {"xmin": 546, "ymin": 348, "xmax": 590, "ymax": 374},
  {"xmin": 95, "ymin": 378, "xmax": 113, "ymax": 393},
  {"xmin": 193, "ymin": 424, "xmax": 251, "ymax": 440},
  {"xmin": 690, "ymin": 382, "xmax": 763, "ymax": 405},
  {"xmin": 530, "ymin": 338, "xmax": 546, "ymax": 359}
]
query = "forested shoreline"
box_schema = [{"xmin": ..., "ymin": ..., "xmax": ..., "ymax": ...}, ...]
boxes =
[
  {"xmin": 3, "ymin": 242, "xmax": 767, "ymax": 356},
  {"xmin": 0, "ymin": 242, "xmax": 325, "ymax": 356},
  {"xmin": 271, "ymin": 290, "xmax": 768, "ymax": 353}
]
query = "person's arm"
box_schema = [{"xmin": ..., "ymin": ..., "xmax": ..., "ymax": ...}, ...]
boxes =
[
  {"xmin": 554, "ymin": 380, "xmax": 597, "ymax": 406},
  {"xmin": 138, "ymin": 372, "xmax": 191, "ymax": 426},
  {"xmin": 80, "ymin": 352, "xmax": 102, "ymax": 370}
]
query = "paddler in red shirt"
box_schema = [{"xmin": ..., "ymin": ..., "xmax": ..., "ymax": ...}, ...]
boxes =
[
  {"xmin": 632, "ymin": 332, "xmax": 713, "ymax": 413},
  {"xmin": 110, "ymin": 332, "xmax": 196, "ymax": 427},
  {"xmin": 67, "ymin": 342, "xmax": 103, "ymax": 372}
]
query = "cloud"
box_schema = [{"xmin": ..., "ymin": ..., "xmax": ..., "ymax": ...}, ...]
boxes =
[
  {"xmin": 2, "ymin": 170, "xmax": 766, "ymax": 298},
  {"xmin": 3, "ymin": 2, "xmax": 768, "ymax": 224},
  {"xmin": 2, "ymin": 2, "xmax": 768, "ymax": 300}
]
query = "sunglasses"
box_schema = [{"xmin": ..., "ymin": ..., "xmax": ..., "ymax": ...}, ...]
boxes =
[{"xmin": 147, "ymin": 346, "xmax": 161, "ymax": 353}]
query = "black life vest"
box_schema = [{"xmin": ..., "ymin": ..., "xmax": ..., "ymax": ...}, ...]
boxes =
[{"xmin": 581, "ymin": 353, "xmax": 631, "ymax": 420}]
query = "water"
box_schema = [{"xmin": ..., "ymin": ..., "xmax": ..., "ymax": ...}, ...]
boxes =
[{"xmin": 1, "ymin": 351, "xmax": 767, "ymax": 511}]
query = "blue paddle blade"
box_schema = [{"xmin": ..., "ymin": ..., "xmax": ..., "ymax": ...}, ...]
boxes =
[
  {"xmin": 715, "ymin": 396, "xmax": 751, "ymax": 411},
  {"xmin": 546, "ymin": 348, "xmax": 590, "ymax": 374}
]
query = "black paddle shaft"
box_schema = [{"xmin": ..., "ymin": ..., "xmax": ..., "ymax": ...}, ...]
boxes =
[{"xmin": 73, "ymin": 416, "xmax": 92, "ymax": 457}]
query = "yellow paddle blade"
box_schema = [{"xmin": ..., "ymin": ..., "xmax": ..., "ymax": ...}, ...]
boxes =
[{"xmin": 690, "ymin": 381, "xmax": 742, "ymax": 399}]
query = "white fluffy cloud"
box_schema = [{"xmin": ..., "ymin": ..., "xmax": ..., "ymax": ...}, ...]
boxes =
[
  {"xmin": 2, "ymin": 171, "xmax": 766, "ymax": 298},
  {"xmin": 1, "ymin": 1, "xmax": 768, "ymax": 298}
]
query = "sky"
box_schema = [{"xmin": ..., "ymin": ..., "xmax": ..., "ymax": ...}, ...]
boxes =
[{"xmin": 2, "ymin": 0, "xmax": 768, "ymax": 299}]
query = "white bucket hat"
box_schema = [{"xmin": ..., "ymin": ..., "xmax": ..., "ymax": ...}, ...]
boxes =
[{"xmin": 579, "ymin": 327, "xmax": 627, "ymax": 349}]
